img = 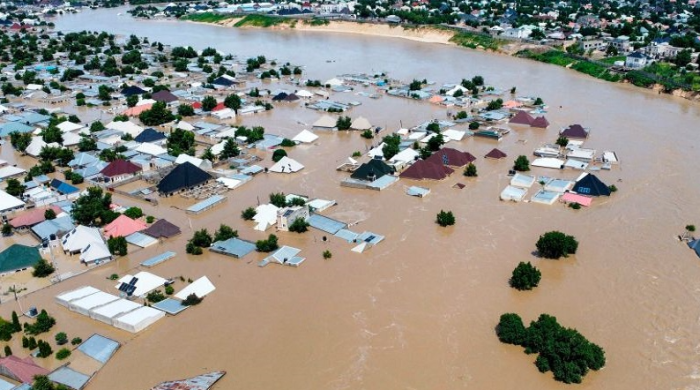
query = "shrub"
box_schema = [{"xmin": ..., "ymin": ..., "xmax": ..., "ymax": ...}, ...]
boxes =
[
  {"xmin": 463, "ymin": 163, "xmax": 477, "ymax": 177},
  {"xmin": 123, "ymin": 207, "xmax": 143, "ymax": 219},
  {"xmin": 182, "ymin": 293, "xmax": 203, "ymax": 306},
  {"xmin": 165, "ymin": 285, "xmax": 174, "ymax": 295},
  {"xmin": 32, "ymin": 259, "xmax": 55, "ymax": 278},
  {"xmin": 146, "ymin": 290, "xmax": 166, "ymax": 303},
  {"xmin": 4, "ymin": 345, "xmax": 11, "ymax": 356},
  {"xmin": 241, "ymin": 207, "xmax": 257, "ymax": 220},
  {"xmin": 509, "ymin": 262, "xmax": 541, "ymax": 290},
  {"xmin": 608, "ymin": 184, "xmax": 618, "ymax": 193},
  {"xmin": 496, "ymin": 313, "xmax": 526, "ymax": 345},
  {"xmin": 272, "ymin": 149, "xmax": 287, "ymax": 162},
  {"xmin": 256, "ymin": 234, "xmax": 279, "ymax": 252},
  {"xmin": 24, "ymin": 310, "xmax": 56, "ymax": 335},
  {"xmin": 687, "ymin": 225, "xmax": 696, "ymax": 232},
  {"xmin": 269, "ymin": 192, "xmax": 287, "ymax": 208},
  {"xmin": 146, "ymin": 215, "xmax": 155, "ymax": 223},
  {"xmin": 36, "ymin": 340, "xmax": 53, "ymax": 358},
  {"xmin": 108, "ymin": 274, "xmax": 119, "ymax": 280},
  {"xmin": 322, "ymin": 250, "xmax": 332, "ymax": 259},
  {"xmin": 55, "ymin": 332, "xmax": 68, "ymax": 345},
  {"xmin": 436, "ymin": 210, "xmax": 455, "ymax": 227},
  {"xmin": 514, "ymin": 155, "xmax": 530, "ymax": 171},
  {"xmin": 352, "ymin": 151, "xmax": 361, "ymax": 157},
  {"xmin": 361, "ymin": 130, "xmax": 374, "ymax": 139},
  {"xmin": 536, "ymin": 231, "xmax": 578, "ymax": 259},
  {"xmin": 280, "ymin": 138, "xmax": 295, "ymax": 147},
  {"xmin": 44, "ymin": 209, "xmax": 56, "ymax": 220},
  {"xmin": 56, "ymin": 348, "xmax": 71, "ymax": 360},
  {"xmin": 213, "ymin": 224, "xmax": 238, "ymax": 242},
  {"xmin": 288, "ymin": 218, "xmax": 310, "ymax": 233},
  {"xmin": 468, "ymin": 121, "xmax": 479, "ymax": 130},
  {"xmin": 568, "ymin": 202, "xmax": 581, "ymax": 210},
  {"xmin": 71, "ymin": 337, "xmax": 82, "ymax": 346},
  {"xmin": 555, "ymin": 136, "xmax": 568, "ymax": 147}
]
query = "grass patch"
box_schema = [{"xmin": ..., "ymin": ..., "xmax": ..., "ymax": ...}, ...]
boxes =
[
  {"xmin": 181, "ymin": 12, "xmax": 235, "ymax": 23},
  {"xmin": 450, "ymin": 31, "xmax": 503, "ymax": 51},
  {"xmin": 303, "ymin": 17, "xmax": 330, "ymax": 26},
  {"xmin": 600, "ymin": 55, "xmax": 625, "ymax": 64},
  {"xmin": 519, "ymin": 50, "xmax": 620, "ymax": 82},
  {"xmin": 233, "ymin": 14, "xmax": 294, "ymax": 28}
]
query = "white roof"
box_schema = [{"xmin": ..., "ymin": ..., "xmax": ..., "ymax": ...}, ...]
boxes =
[
  {"xmin": 90, "ymin": 299, "xmax": 142, "ymax": 322},
  {"xmin": 312, "ymin": 115, "xmax": 336, "ymax": 128},
  {"xmin": 61, "ymin": 131, "xmax": 82, "ymax": 147},
  {"xmin": 269, "ymin": 156, "xmax": 304, "ymax": 173},
  {"xmin": 532, "ymin": 158, "xmax": 565, "ymax": 169},
  {"xmin": 407, "ymin": 131, "xmax": 426, "ymax": 141},
  {"xmin": 368, "ymin": 143, "xmax": 386, "ymax": 159},
  {"xmin": 510, "ymin": 173, "xmax": 536, "ymax": 188},
  {"xmin": 176, "ymin": 120, "xmax": 195, "ymax": 131},
  {"xmin": 56, "ymin": 121, "xmax": 84, "ymax": 133},
  {"xmin": 446, "ymin": 85, "xmax": 469, "ymax": 96},
  {"xmin": 213, "ymin": 128, "xmax": 237, "ymax": 139},
  {"xmin": 500, "ymin": 185, "xmax": 527, "ymax": 202},
  {"xmin": 61, "ymin": 225, "xmax": 104, "ymax": 252},
  {"xmin": 292, "ymin": 129, "xmax": 318, "ymax": 143},
  {"xmin": 216, "ymin": 177, "xmax": 242, "ymax": 189},
  {"xmin": 136, "ymin": 143, "xmax": 167, "ymax": 156},
  {"xmin": 55, "ymin": 286, "xmax": 100, "ymax": 307},
  {"xmin": 0, "ymin": 165, "xmax": 26, "ymax": 179},
  {"xmin": 106, "ymin": 121, "xmax": 144, "ymax": 137},
  {"xmin": 25, "ymin": 137, "xmax": 47, "ymax": 157},
  {"xmin": 69, "ymin": 291, "xmax": 120, "ymax": 313},
  {"xmin": 136, "ymin": 98, "xmax": 156, "ymax": 106},
  {"xmin": 0, "ymin": 190, "xmax": 25, "ymax": 212},
  {"xmin": 113, "ymin": 306, "xmax": 165, "ymax": 332},
  {"xmin": 395, "ymin": 128, "xmax": 409, "ymax": 135},
  {"xmin": 80, "ymin": 240, "xmax": 111, "ymax": 263},
  {"xmin": 325, "ymin": 77, "xmax": 344, "ymax": 86},
  {"xmin": 389, "ymin": 148, "xmax": 419, "ymax": 164},
  {"xmin": 254, "ymin": 204, "xmax": 279, "ymax": 231},
  {"xmin": 175, "ymin": 276, "xmax": 216, "ymax": 300},
  {"xmin": 115, "ymin": 271, "xmax": 167, "ymax": 298},
  {"xmin": 442, "ymin": 129, "xmax": 466, "ymax": 141},
  {"xmin": 175, "ymin": 154, "xmax": 207, "ymax": 168},
  {"xmin": 350, "ymin": 116, "xmax": 372, "ymax": 130},
  {"xmin": 211, "ymin": 141, "xmax": 226, "ymax": 156},
  {"xmin": 212, "ymin": 108, "xmax": 236, "ymax": 119},
  {"xmin": 295, "ymin": 89, "xmax": 313, "ymax": 98}
]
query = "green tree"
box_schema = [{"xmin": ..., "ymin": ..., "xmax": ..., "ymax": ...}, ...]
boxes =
[
  {"xmin": 44, "ymin": 209, "xmax": 56, "ymax": 220},
  {"xmin": 71, "ymin": 337, "xmax": 82, "ymax": 346},
  {"xmin": 1, "ymin": 224, "xmax": 11, "ymax": 237},
  {"xmin": 78, "ymin": 136, "xmax": 97, "ymax": 152},
  {"xmin": 381, "ymin": 134, "xmax": 402, "ymax": 160},
  {"xmin": 55, "ymin": 348, "xmax": 71, "ymax": 360},
  {"xmin": 182, "ymin": 293, "xmax": 203, "ymax": 306},
  {"xmin": 486, "ymin": 98, "xmax": 503, "ymax": 111},
  {"xmin": 54, "ymin": 332, "xmax": 68, "ymax": 345},
  {"xmin": 4, "ymin": 345, "xmax": 11, "ymax": 356},
  {"xmin": 200, "ymin": 147, "xmax": 215, "ymax": 162},
  {"xmin": 32, "ymin": 259, "xmax": 55, "ymax": 278},
  {"xmin": 510, "ymin": 262, "xmax": 542, "ymax": 290},
  {"xmin": 536, "ymin": 231, "xmax": 579, "ymax": 259},
  {"xmin": 177, "ymin": 104, "xmax": 195, "ymax": 116},
  {"xmin": 4, "ymin": 178, "xmax": 26, "ymax": 197},
  {"xmin": 496, "ymin": 313, "xmax": 526, "ymax": 345},
  {"xmin": 288, "ymin": 218, "xmax": 310, "ymax": 233},
  {"xmin": 24, "ymin": 310, "xmax": 56, "ymax": 335},
  {"xmin": 146, "ymin": 290, "xmax": 166, "ymax": 303},
  {"xmin": 90, "ymin": 121, "xmax": 105, "ymax": 133},
  {"xmin": 71, "ymin": 187, "xmax": 113, "ymax": 226},
  {"xmin": 214, "ymin": 224, "xmax": 238, "ymax": 242},
  {"xmin": 41, "ymin": 125, "xmax": 63, "ymax": 144},
  {"xmin": 241, "ymin": 207, "xmax": 257, "ymax": 220},
  {"xmin": 166, "ymin": 129, "xmax": 195, "ymax": 156},
  {"xmin": 555, "ymin": 136, "xmax": 568, "ymax": 147},
  {"xmin": 468, "ymin": 121, "xmax": 480, "ymax": 130},
  {"xmin": 9, "ymin": 131, "xmax": 32, "ymax": 154},
  {"xmin": 11, "ymin": 312, "xmax": 21, "ymax": 333},
  {"xmin": 126, "ymin": 94, "xmax": 138, "ymax": 108},
  {"xmin": 463, "ymin": 163, "xmax": 477, "ymax": 177},
  {"xmin": 436, "ymin": 210, "xmax": 455, "ymax": 227},
  {"xmin": 514, "ymin": 155, "xmax": 530, "ymax": 171},
  {"xmin": 107, "ymin": 236, "xmax": 127, "ymax": 256},
  {"xmin": 190, "ymin": 229, "xmax": 213, "ymax": 248},
  {"xmin": 322, "ymin": 250, "xmax": 332, "ymax": 259},
  {"xmin": 269, "ymin": 192, "xmax": 287, "ymax": 208},
  {"xmin": 139, "ymin": 101, "xmax": 175, "ymax": 126},
  {"xmin": 255, "ymin": 234, "xmax": 279, "ymax": 252},
  {"xmin": 219, "ymin": 138, "xmax": 240, "ymax": 159},
  {"xmin": 427, "ymin": 133, "xmax": 445, "ymax": 151},
  {"xmin": 201, "ymin": 96, "xmax": 217, "ymax": 112},
  {"xmin": 123, "ymin": 207, "xmax": 143, "ymax": 219},
  {"xmin": 336, "ymin": 116, "xmax": 351, "ymax": 130},
  {"xmin": 272, "ymin": 149, "xmax": 287, "ymax": 162},
  {"xmin": 223, "ymin": 94, "xmax": 241, "ymax": 112}
]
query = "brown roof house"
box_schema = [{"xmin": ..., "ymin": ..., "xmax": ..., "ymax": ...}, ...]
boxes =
[
  {"xmin": 426, "ymin": 148, "xmax": 476, "ymax": 168},
  {"xmin": 560, "ymin": 124, "xmax": 589, "ymax": 139},
  {"xmin": 400, "ymin": 160, "xmax": 454, "ymax": 181},
  {"xmin": 531, "ymin": 116, "xmax": 550, "ymax": 128},
  {"xmin": 484, "ymin": 148, "xmax": 508, "ymax": 159},
  {"xmin": 142, "ymin": 219, "xmax": 182, "ymax": 239},
  {"xmin": 100, "ymin": 159, "xmax": 142, "ymax": 183},
  {"xmin": 508, "ymin": 110, "xmax": 534, "ymax": 126}
]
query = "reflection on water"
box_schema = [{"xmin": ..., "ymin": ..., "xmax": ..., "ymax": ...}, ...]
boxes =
[{"xmin": 2, "ymin": 8, "xmax": 695, "ymax": 389}]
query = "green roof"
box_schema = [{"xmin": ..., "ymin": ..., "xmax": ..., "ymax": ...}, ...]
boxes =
[{"xmin": 0, "ymin": 244, "xmax": 42, "ymax": 274}]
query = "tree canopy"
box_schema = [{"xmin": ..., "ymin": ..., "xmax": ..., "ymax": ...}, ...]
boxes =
[
  {"xmin": 536, "ymin": 231, "xmax": 579, "ymax": 259},
  {"xmin": 70, "ymin": 187, "xmax": 117, "ymax": 226},
  {"xmin": 510, "ymin": 262, "xmax": 541, "ymax": 290}
]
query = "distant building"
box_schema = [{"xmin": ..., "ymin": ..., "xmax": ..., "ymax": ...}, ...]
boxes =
[
  {"xmin": 579, "ymin": 39, "xmax": 607, "ymax": 51},
  {"xmin": 611, "ymin": 35, "xmax": 631, "ymax": 52},
  {"xmin": 625, "ymin": 51, "xmax": 650, "ymax": 69}
]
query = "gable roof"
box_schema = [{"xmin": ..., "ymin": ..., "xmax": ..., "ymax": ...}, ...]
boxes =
[
  {"xmin": 142, "ymin": 219, "xmax": 182, "ymax": 239},
  {"xmin": 0, "ymin": 355, "xmax": 49, "ymax": 383},
  {"xmin": 50, "ymin": 179, "xmax": 79, "ymax": 195},
  {"xmin": 0, "ymin": 244, "xmax": 42, "ymax": 274},
  {"xmin": 573, "ymin": 173, "xmax": 611, "ymax": 196},
  {"xmin": 157, "ymin": 162, "xmax": 212, "ymax": 194},
  {"xmin": 531, "ymin": 116, "xmax": 550, "ymax": 128},
  {"xmin": 271, "ymin": 92, "xmax": 288, "ymax": 101},
  {"xmin": 269, "ymin": 156, "xmax": 304, "ymax": 173},
  {"xmin": 399, "ymin": 160, "xmax": 454, "ymax": 181},
  {"xmin": 121, "ymin": 85, "xmax": 146, "ymax": 96},
  {"xmin": 151, "ymin": 90, "xmax": 178, "ymax": 103},
  {"xmin": 134, "ymin": 128, "xmax": 167, "ymax": 143},
  {"xmin": 484, "ymin": 148, "xmax": 507, "ymax": 159},
  {"xmin": 509, "ymin": 110, "xmax": 534, "ymax": 125},
  {"xmin": 688, "ymin": 239, "xmax": 700, "ymax": 258},
  {"xmin": 425, "ymin": 148, "xmax": 476, "ymax": 167},
  {"xmin": 350, "ymin": 159, "xmax": 395, "ymax": 181},
  {"xmin": 104, "ymin": 215, "xmax": 147, "ymax": 238},
  {"xmin": 100, "ymin": 159, "xmax": 142, "ymax": 177},
  {"xmin": 560, "ymin": 124, "xmax": 589, "ymax": 139},
  {"xmin": 10, "ymin": 206, "xmax": 62, "ymax": 228},
  {"xmin": 61, "ymin": 225, "xmax": 104, "ymax": 253}
]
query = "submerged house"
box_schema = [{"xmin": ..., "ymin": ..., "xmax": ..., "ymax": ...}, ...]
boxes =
[
  {"xmin": 560, "ymin": 124, "xmax": 589, "ymax": 139},
  {"xmin": 485, "ymin": 148, "xmax": 507, "ymax": 159},
  {"xmin": 350, "ymin": 159, "xmax": 395, "ymax": 182},
  {"xmin": 157, "ymin": 162, "xmax": 213, "ymax": 195},
  {"xmin": 400, "ymin": 160, "xmax": 454, "ymax": 181},
  {"xmin": 0, "ymin": 244, "xmax": 42, "ymax": 276},
  {"xmin": 100, "ymin": 159, "xmax": 143, "ymax": 183},
  {"xmin": 277, "ymin": 206, "xmax": 309, "ymax": 231},
  {"xmin": 509, "ymin": 110, "xmax": 534, "ymax": 125},
  {"xmin": 425, "ymin": 148, "xmax": 476, "ymax": 168},
  {"xmin": 572, "ymin": 173, "xmax": 611, "ymax": 196}
]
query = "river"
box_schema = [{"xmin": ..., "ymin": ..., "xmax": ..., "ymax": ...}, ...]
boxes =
[{"xmin": 6, "ymin": 7, "xmax": 698, "ymax": 390}]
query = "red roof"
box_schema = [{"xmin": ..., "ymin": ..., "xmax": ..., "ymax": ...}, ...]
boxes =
[
  {"xmin": 192, "ymin": 102, "xmax": 203, "ymax": 109},
  {"xmin": 509, "ymin": 110, "xmax": 534, "ymax": 125},
  {"xmin": 560, "ymin": 124, "xmax": 589, "ymax": 139},
  {"xmin": 400, "ymin": 160, "xmax": 454, "ymax": 181},
  {"xmin": 101, "ymin": 159, "xmax": 142, "ymax": 177},
  {"xmin": 104, "ymin": 214, "xmax": 147, "ymax": 238},
  {"xmin": 530, "ymin": 116, "xmax": 550, "ymax": 128},
  {"xmin": 10, "ymin": 206, "xmax": 62, "ymax": 228},
  {"xmin": 485, "ymin": 148, "xmax": 507, "ymax": 159},
  {"xmin": 425, "ymin": 148, "xmax": 476, "ymax": 167},
  {"xmin": 211, "ymin": 102, "xmax": 226, "ymax": 112},
  {"xmin": 0, "ymin": 355, "xmax": 49, "ymax": 383}
]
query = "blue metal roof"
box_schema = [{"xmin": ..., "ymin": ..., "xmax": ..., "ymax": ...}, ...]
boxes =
[
  {"xmin": 210, "ymin": 237, "xmax": 256, "ymax": 258},
  {"xmin": 48, "ymin": 367, "xmax": 90, "ymax": 390},
  {"xmin": 0, "ymin": 122, "xmax": 33, "ymax": 137},
  {"xmin": 152, "ymin": 298, "xmax": 189, "ymax": 315},
  {"xmin": 50, "ymin": 179, "xmax": 79, "ymax": 195},
  {"xmin": 141, "ymin": 251, "xmax": 176, "ymax": 267},
  {"xmin": 31, "ymin": 215, "xmax": 75, "ymax": 241},
  {"xmin": 187, "ymin": 195, "xmax": 226, "ymax": 214},
  {"xmin": 77, "ymin": 334, "xmax": 120, "ymax": 364},
  {"xmin": 126, "ymin": 232, "xmax": 158, "ymax": 248},
  {"xmin": 308, "ymin": 213, "xmax": 347, "ymax": 235},
  {"xmin": 0, "ymin": 378, "xmax": 15, "ymax": 390}
]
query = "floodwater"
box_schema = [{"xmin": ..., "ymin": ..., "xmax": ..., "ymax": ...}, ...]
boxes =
[{"xmin": 2, "ymin": 7, "xmax": 698, "ymax": 390}]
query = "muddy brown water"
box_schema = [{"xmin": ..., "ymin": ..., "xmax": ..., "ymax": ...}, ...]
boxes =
[{"xmin": 0, "ymin": 8, "xmax": 698, "ymax": 390}]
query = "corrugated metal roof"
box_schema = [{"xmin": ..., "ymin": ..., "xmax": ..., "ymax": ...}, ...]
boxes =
[
  {"xmin": 77, "ymin": 334, "xmax": 120, "ymax": 364},
  {"xmin": 308, "ymin": 214, "xmax": 347, "ymax": 235}
]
